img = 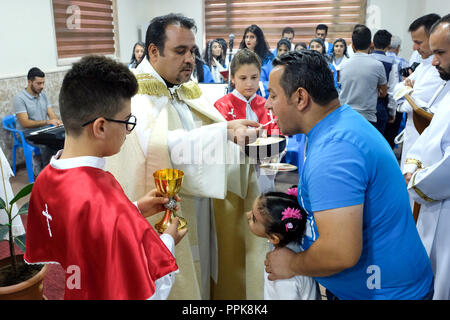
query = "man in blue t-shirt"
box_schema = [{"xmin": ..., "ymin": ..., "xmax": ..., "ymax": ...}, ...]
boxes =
[{"xmin": 264, "ymin": 50, "xmax": 433, "ymax": 299}]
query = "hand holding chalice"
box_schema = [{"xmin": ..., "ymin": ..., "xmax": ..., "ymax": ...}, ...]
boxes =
[{"xmin": 153, "ymin": 168, "xmax": 187, "ymax": 234}]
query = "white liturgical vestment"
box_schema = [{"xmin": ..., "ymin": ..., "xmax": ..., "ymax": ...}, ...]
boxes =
[
  {"xmin": 106, "ymin": 59, "xmax": 264, "ymax": 300},
  {"xmin": 394, "ymin": 55, "xmax": 444, "ymax": 171},
  {"xmin": 404, "ymin": 81, "xmax": 450, "ymax": 300}
]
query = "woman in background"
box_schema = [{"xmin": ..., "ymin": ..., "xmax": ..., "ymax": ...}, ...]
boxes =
[
  {"xmin": 203, "ymin": 39, "xmax": 227, "ymax": 83},
  {"xmin": 331, "ymin": 38, "xmax": 350, "ymax": 71},
  {"xmin": 239, "ymin": 25, "xmax": 274, "ymax": 98},
  {"xmin": 128, "ymin": 41, "xmax": 145, "ymax": 70}
]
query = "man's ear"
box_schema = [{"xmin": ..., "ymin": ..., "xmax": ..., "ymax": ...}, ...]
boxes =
[
  {"xmin": 147, "ymin": 43, "xmax": 159, "ymax": 62},
  {"xmin": 92, "ymin": 118, "xmax": 107, "ymax": 139},
  {"xmin": 293, "ymin": 87, "xmax": 310, "ymax": 112},
  {"xmin": 268, "ymin": 234, "xmax": 280, "ymax": 246}
]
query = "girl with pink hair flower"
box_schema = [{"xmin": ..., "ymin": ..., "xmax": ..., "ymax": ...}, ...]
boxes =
[{"xmin": 246, "ymin": 189, "xmax": 320, "ymax": 300}]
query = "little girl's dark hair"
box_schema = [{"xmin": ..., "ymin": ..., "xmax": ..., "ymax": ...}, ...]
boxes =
[{"xmin": 256, "ymin": 191, "xmax": 307, "ymax": 247}]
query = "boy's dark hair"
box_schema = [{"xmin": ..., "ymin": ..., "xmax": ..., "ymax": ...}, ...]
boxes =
[
  {"xmin": 316, "ymin": 24, "xmax": 328, "ymax": 33},
  {"xmin": 27, "ymin": 67, "xmax": 45, "ymax": 81},
  {"xmin": 277, "ymin": 38, "xmax": 292, "ymax": 50},
  {"xmin": 230, "ymin": 48, "xmax": 262, "ymax": 76},
  {"xmin": 59, "ymin": 55, "xmax": 138, "ymax": 136},
  {"xmin": 282, "ymin": 26, "xmax": 295, "ymax": 36},
  {"xmin": 430, "ymin": 13, "xmax": 450, "ymax": 35},
  {"xmin": 257, "ymin": 192, "xmax": 306, "ymax": 247},
  {"xmin": 352, "ymin": 24, "xmax": 372, "ymax": 50},
  {"xmin": 408, "ymin": 13, "xmax": 441, "ymax": 35},
  {"xmin": 145, "ymin": 13, "xmax": 197, "ymax": 56},
  {"xmin": 272, "ymin": 50, "xmax": 338, "ymax": 105},
  {"xmin": 373, "ymin": 29, "xmax": 392, "ymax": 49}
]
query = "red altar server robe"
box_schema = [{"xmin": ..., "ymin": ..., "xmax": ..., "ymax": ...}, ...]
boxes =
[
  {"xmin": 214, "ymin": 91, "xmax": 281, "ymax": 135},
  {"xmin": 24, "ymin": 165, "xmax": 178, "ymax": 300}
]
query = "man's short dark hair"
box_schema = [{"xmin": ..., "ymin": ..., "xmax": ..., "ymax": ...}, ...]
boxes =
[
  {"xmin": 272, "ymin": 50, "xmax": 338, "ymax": 106},
  {"xmin": 373, "ymin": 29, "xmax": 392, "ymax": 49},
  {"xmin": 59, "ymin": 55, "xmax": 138, "ymax": 136},
  {"xmin": 282, "ymin": 27, "xmax": 295, "ymax": 36},
  {"xmin": 145, "ymin": 13, "xmax": 197, "ymax": 56},
  {"xmin": 27, "ymin": 67, "xmax": 45, "ymax": 81},
  {"xmin": 408, "ymin": 13, "xmax": 441, "ymax": 35},
  {"xmin": 316, "ymin": 24, "xmax": 328, "ymax": 33},
  {"xmin": 430, "ymin": 13, "xmax": 450, "ymax": 35},
  {"xmin": 352, "ymin": 24, "xmax": 372, "ymax": 50}
]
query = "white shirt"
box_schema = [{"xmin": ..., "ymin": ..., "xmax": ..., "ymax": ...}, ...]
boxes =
[{"xmin": 264, "ymin": 242, "xmax": 320, "ymax": 300}]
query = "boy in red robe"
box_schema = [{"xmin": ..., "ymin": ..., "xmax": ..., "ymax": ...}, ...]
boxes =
[
  {"xmin": 24, "ymin": 55, "xmax": 186, "ymax": 300},
  {"xmin": 214, "ymin": 48, "xmax": 281, "ymax": 136}
]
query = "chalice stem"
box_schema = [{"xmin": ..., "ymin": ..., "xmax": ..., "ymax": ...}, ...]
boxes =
[{"xmin": 162, "ymin": 209, "xmax": 172, "ymax": 226}]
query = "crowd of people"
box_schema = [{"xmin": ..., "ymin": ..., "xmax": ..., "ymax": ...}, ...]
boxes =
[{"xmin": 9, "ymin": 11, "xmax": 450, "ymax": 301}]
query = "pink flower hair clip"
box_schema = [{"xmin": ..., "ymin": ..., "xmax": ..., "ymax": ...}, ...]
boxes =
[
  {"xmin": 281, "ymin": 207, "xmax": 302, "ymax": 232},
  {"xmin": 286, "ymin": 187, "xmax": 298, "ymax": 196}
]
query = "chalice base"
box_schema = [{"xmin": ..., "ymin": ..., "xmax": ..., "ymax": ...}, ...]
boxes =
[{"xmin": 155, "ymin": 211, "xmax": 187, "ymax": 234}]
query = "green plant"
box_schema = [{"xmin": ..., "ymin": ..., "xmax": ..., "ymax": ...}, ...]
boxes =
[{"xmin": 0, "ymin": 161, "xmax": 33, "ymax": 276}]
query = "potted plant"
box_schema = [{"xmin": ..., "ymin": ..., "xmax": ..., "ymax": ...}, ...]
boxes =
[{"xmin": 0, "ymin": 157, "xmax": 48, "ymax": 300}]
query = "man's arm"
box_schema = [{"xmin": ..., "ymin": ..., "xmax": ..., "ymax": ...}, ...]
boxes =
[
  {"xmin": 16, "ymin": 112, "xmax": 51, "ymax": 129},
  {"xmin": 47, "ymin": 107, "xmax": 63, "ymax": 125},
  {"xmin": 377, "ymin": 83, "xmax": 388, "ymax": 98},
  {"xmin": 266, "ymin": 204, "xmax": 363, "ymax": 279}
]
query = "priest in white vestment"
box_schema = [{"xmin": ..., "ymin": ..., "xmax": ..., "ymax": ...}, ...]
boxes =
[
  {"xmin": 106, "ymin": 14, "xmax": 266, "ymax": 300},
  {"xmin": 403, "ymin": 17, "xmax": 450, "ymax": 299},
  {"xmin": 393, "ymin": 14, "xmax": 443, "ymax": 173}
]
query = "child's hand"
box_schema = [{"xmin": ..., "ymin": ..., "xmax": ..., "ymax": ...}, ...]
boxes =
[
  {"xmin": 163, "ymin": 217, "xmax": 188, "ymax": 245},
  {"xmin": 137, "ymin": 189, "xmax": 181, "ymax": 218}
]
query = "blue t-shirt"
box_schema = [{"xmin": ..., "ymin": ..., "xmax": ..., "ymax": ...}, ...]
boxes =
[{"xmin": 298, "ymin": 104, "xmax": 433, "ymax": 300}]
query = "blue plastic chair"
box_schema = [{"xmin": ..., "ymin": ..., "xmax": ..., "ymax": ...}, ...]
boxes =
[{"xmin": 2, "ymin": 115, "xmax": 40, "ymax": 183}]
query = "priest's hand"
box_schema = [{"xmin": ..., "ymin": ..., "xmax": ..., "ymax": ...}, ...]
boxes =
[
  {"xmin": 164, "ymin": 217, "xmax": 188, "ymax": 245},
  {"xmin": 227, "ymin": 119, "xmax": 262, "ymax": 145},
  {"xmin": 404, "ymin": 172, "xmax": 413, "ymax": 186},
  {"xmin": 137, "ymin": 189, "xmax": 181, "ymax": 218}
]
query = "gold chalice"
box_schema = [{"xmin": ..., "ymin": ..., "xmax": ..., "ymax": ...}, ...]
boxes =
[{"xmin": 153, "ymin": 168, "xmax": 187, "ymax": 234}]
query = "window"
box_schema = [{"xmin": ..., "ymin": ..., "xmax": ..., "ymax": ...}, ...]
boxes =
[
  {"xmin": 204, "ymin": 0, "xmax": 367, "ymax": 49},
  {"xmin": 52, "ymin": 0, "xmax": 117, "ymax": 65}
]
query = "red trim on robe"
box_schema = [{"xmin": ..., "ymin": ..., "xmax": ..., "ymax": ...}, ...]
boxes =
[{"xmin": 214, "ymin": 93, "xmax": 282, "ymax": 135}]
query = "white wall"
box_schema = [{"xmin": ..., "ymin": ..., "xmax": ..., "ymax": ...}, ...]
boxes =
[
  {"xmin": 0, "ymin": 0, "xmax": 150, "ymax": 78},
  {"xmin": 0, "ymin": 0, "xmax": 61, "ymax": 78},
  {"xmin": 138, "ymin": 0, "xmax": 205, "ymax": 52}
]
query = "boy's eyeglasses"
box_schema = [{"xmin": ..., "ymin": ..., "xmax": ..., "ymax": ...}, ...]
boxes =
[{"xmin": 82, "ymin": 115, "xmax": 137, "ymax": 132}]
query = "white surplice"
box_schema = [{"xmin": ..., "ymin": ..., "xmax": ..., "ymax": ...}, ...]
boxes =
[
  {"xmin": 404, "ymin": 82, "xmax": 450, "ymax": 300},
  {"xmin": 0, "ymin": 147, "xmax": 25, "ymax": 240}
]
